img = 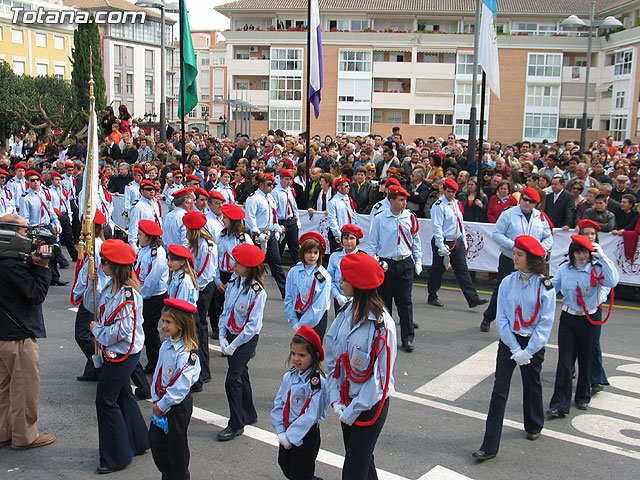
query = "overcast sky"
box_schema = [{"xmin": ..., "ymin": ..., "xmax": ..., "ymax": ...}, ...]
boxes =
[{"xmin": 128, "ymin": 0, "xmax": 232, "ymax": 36}]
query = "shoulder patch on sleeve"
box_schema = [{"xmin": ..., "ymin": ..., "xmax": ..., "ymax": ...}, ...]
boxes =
[
  {"xmin": 252, "ymin": 282, "xmax": 263, "ymax": 292},
  {"xmin": 542, "ymin": 277, "xmax": 553, "ymax": 290},
  {"xmin": 179, "ymin": 272, "xmax": 185, "ymax": 279},
  {"xmin": 434, "ymin": 199, "xmax": 442, "ymax": 205},
  {"xmin": 374, "ymin": 202, "xmax": 382, "ymax": 210},
  {"xmin": 373, "ymin": 315, "xmax": 385, "ymax": 329},
  {"xmin": 132, "ymin": 200, "xmax": 139, "ymax": 206},
  {"xmin": 314, "ymin": 271, "xmax": 325, "ymax": 282},
  {"xmin": 123, "ymin": 285, "xmax": 133, "ymax": 299},
  {"xmin": 151, "ymin": 247, "xmax": 157, "ymax": 257},
  {"xmin": 309, "ymin": 371, "xmax": 321, "ymax": 390},
  {"xmin": 22, "ymin": 191, "xmax": 28, "ymax": 197},
  {"xmin": 188, "ymin": 350, "xmax": 198, "ymax": 365}
]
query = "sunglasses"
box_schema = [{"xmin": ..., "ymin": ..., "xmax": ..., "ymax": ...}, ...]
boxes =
[
  {"xmin": 265, "ymin": 182, "xmax": 274, "ymax": 187},
  {"xmin": 521, "ymin": 197, "xmax": 537, "ymax": 204},
  {"xmin": 29, "ymin": 178, "xmax": 40, "ymax": 182},
  {"xmin": 0, "ymin": 176, "xmax": 6, "ymax": 180},
  {"xmin": 141, "ymin": 187, "xmax": 155, "ymax": 192},
  {"xmin": 572, "ymin": 186, "xmax": 582, "ymax": 190}
]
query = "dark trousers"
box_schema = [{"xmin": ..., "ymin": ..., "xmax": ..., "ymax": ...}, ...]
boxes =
[
  {"xmin": 58, "ymin": 213, "xmax": 78, "ymax": 260},
  {"xmin": 96, "ymin": 352, "xmax": 149, "ymax": 469},
  {"xmin": 75, "ymin": 303, "xmax": 100, "ymax": 379},
  {"xmin": 225, "ymin": 334, "xmax": 259, "ymax": 431},
  {"xmin": 149, "ymin": 394, "xmax": 193, "ymax": 480},
  {"xmin": 130, "ymin": 362, "xmax": 150, "ymax": 397},
  {"xmin": 297, "ymin": 311, "xmax": 328, "ymax": 341},
  {"xmin": 194, "ymin": 282, "xmax": 215, "ymax": 386},
  {"xmin": 480, "ymin": 337, "xmax": 545, "ymax": 454},
  {"xmin": 42, "ymin": 224, "xmax": 61, "ymax": 281},
  {"xmin": 278, "ymin": 424, "xmax": 321, "ymax": 480},
  {"xmin": 143, "ymin": 293, "xmax": 168, "ymax": 371},
  {"xmin": 428, "ymin": 237, "xmax": 481, "ymax": 305},
  {"xmin": 378, "ymin": 257, "xmax": 414, "ymax": 342},
  {"xmin": 340, "ymin": 399, "xmax": 389, "ymax": 480},
  {"xmin": 483, "ymin": 254, "xmax": 515, "ymax": 324},
  {"xmin": 265, "ymin": 235, "xmax": 286, "ymax": 298},
  {"xmin": 328, "ymin": 234, "xmax": 341, "ymax": 254},
  {"xmin": 71, "ymin": 200, "xmax": 81, "ymax": 243},
  {"xmin": 209, "ymin": 271, "xmax": 232, "ymax": 335},
  {"xmin": 591, "ymin": 323, "xmax": 609, "ymax": 386},
  {"xmin": 550, "ymin": 310, "xmax": 599, "ymax": 413},
  {"xmin": 279, "ymin": 218, "xmax": 300, "ymax": 264}
]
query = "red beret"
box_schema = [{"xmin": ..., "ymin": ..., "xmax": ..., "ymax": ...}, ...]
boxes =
[
  {"xmin": 194, "ymin": 187, "xmax": 209, "ymax": 198},
  {"xmin": 443, "ymin": 178, "xmax": 459, "ymax": 192},
  {"xmin": 172, "ymin": 187, "xmax": 193, "ymax": 198},
  {"xmin": 0, "ymin": 168, "xmax": 8, "ymax": 176},
  {"xmin": 514, "ymin": 235, "xmax": 546, "ymax": 257},
  {"xmin": 434, "ymin": 151, "xmax": 445, "ymax": 160},
  {"xmin": 522, "ymin": 187, "xmax": 541, "ymax": 203},
  {"xmin": 94, "ymin": 209, "xmax": 107, "ymax": 225},
  {"xmin": 219, "ymin": 169, "xmax": 232, "ymax": 177},
  {"xmin": 182, "ymin": 210, "xmax": 207, "ymax": 230},
  {"xmin": 341, "ymin": 252, "xmax": 385, "ymax": 290},
  {"xmin": 186, "ymin": 174, "xmax": 200, "ymax": 182},
  {"xmin": 172, "ymin": 170, "xmax": 184, "ymax": 176},
  {"xmin": 101, "ymin": 239, "xmax": 136, "ymax": 264},
  {"xmin": 139, "ymin": 219, "xmax": 163, "ymax": 236},
  {"xmin": 26, "ymin": 170, "xmax": 42, "ymax": 181},
  {"xmin": 280, "ymin": 169, "xmax": 294, "ymax": 179},
  {"xmin": 133, "ymin": 167, "xmax": 144, "ymax": 176},
  {"xmin": 341, "ymin": 224, "xmax": 363, "ymax": 239},
  {"xmin": 385, "ymin": 177, "xmax": 401, "ymax": 187},
  {"xmin": 14, "ymin": 162, "xmax": 27, "ymax": 170},
  {"xmin": 295, "ymin": 324, "xmax": 324, "ymax": 361},
  {"xmin": 50, "ymin": 171, "xmax": 63, "ymax": 179},
  {"xmin": 221, "ymin": 203, "xmax": 245, "ymax": 220},
  {"xmin": 208, "ymin": 190, "xmax": 225, "ymax": 201},
  {"xmin": 389, "ymin": 185, "xmax": 410, "ymax": 197},
  {"xmin": 168, "ymin": 244, "xmax": 194, "ymax": 266},
  {"xmin": 64, "ymin": 161, "xmax": 74, "ymax": 168},
  {"xmin": 571, "ymin": 234, "xmax": 595, "ymax": 252},
  {"xmin": 577, "ymin": 219, "xmax": 601, "ymax": 231},
  {"xmin": 163, "ymin": 297, "xmax": 197, "ymax": 313},
  {"xmin": 140, "ymin": 179, "xmax": 157, "ymax": 191},
  {"xmin": 333, "ymin": 177, "xmax": 351, "ymax": 188},
  {"xmin": 262, "ymin": 174, "xmax": 275, "ymax": 183},
  {"xmin": 232, "ymin": 243, "xmax": 265, "ymax": 268},
  {"xmin": 299, "ymin": 231, "xmax": 326, "ymax": 252}
]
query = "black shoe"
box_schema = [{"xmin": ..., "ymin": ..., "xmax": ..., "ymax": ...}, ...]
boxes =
[
  {"xmin": 591, "ymin": 383, "xmax": 604, "ymax": 393},
  {"xmin": 472, "ymin": 450, "xmax": 496, "ymax": 461},
  {"xmin": 526, "ymin": 432, "xmax": 540, "ymax": 441},
  {"xmin": 76, "ymin": 375, "xmax": 98, "ymax": 382},
  {"xmin": 401, "ymin": 340, "xmax": 414, "ymax": 352},
  {"xmin": 469, "ymin": 299, "xmax": 488, "ymax": 308},
  {"xmin": 576, "ymin": 402, "xmax": 588, "ymax": 410},
  {"xmin": 59, "ymin": 263, "xmax": 69, "ymax": 269},
  {"xmin": 190, "ymin": 383, "xmax": 203, "ymax": 393},
  {"xmin": 428, "ymin": 297, "xmax": 444, "ymax": 307},
  {"xmin": 547, "ymin": 408, "xmax": 566, "ymax": 419},
  {"xmin": 134, "ymin": 449, "xmax": 148, "ymax": 456},
  {"xmin": 217, "ymin": 426, "xmax": 244, "ymax": 441},
  {"xmin": 143, "ymin": 365, "xmax": 155, "ymax": 374},
  {"xmin": 480, "ymin": 321, "xmax": 490, "ymax": 333},
  {"xmin": 96, "ymin": 466, "xmax": 124, "ymax": 474},
  {"xmin": 413, "ymin": 322, "xmax": 419, "ymax": 329},
  {"xmin": 51, "ymin": 279, "xmax": 69, "ymax": 286},
  {"xmin": 134, "ymin": 390, "xmax": 151, "ymax": 401},
  {"xmin": 203, "ymin": 377, "xmax": 212, "ymax": 384}
]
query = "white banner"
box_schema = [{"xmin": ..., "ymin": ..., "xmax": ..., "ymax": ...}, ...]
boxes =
[{"xmin": 111, "ymin": 196, "xmax": 640, "ymax": 286}]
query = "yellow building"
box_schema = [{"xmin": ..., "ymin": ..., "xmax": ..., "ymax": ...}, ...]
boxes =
[{"xmin": 0, "ymin": 0, "xmax": 74, "ymax": 80}]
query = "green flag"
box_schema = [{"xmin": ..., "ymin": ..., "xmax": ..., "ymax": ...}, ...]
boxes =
[{"xmin": 178, "ymin": 0, "xmax": 197, "ymax": 119}]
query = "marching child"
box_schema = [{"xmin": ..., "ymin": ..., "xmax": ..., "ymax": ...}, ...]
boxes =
[
  {"xmin": 326, "ymin": 224, "xmax": 363, "ymax": 315},
  {"xmin": 166, "ymin": 244, "xmax": 199, "ymax": 307},
  {"xmin": 149, "ymin": 298, "xmax": 201, "ymax": 480},
  {"xmin": 271, "ymin": 325, "xmax": 329, "ymax": 480}
]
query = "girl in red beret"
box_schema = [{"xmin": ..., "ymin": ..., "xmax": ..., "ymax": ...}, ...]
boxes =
[
  {"xmin": 473, "ymin": 235, "xmax": 556, "ymax": 462},
  {"xmin": 85, "ymin": 239, "xmax": 149, "ymax": 474},
  {"xmin": 284, "ymin": 232, "xmax": 332, "ymax": 340},
  {"xmin": 271, "ymin": 325, "xmax": 329, "ymax": 480},
  {"xmin": 327, "ymin": 224, "xmax": 363, "ymax": 315},
  {"xmin": 325, "ymin": 252, "xmax": 397, "ymax": 480},
  {"xmin": 167, "ymin": 245, "xmax": 199, "ymax": 307}
]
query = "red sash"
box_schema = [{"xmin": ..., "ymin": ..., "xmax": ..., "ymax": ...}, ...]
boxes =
[
  {"xmin": 294, "ymin": 278, "xmax": 317, "ymax": 313},
  {"xmin": 227, "ymin": 295, "xmax": 257, "ymax": 333},
  {"xmin": 514, "ymin": 280, "xmax": 542, "ymax": 331},
  {"xmin": 283, "ymin": 388, "xmax": 318, "ymax": 428}
]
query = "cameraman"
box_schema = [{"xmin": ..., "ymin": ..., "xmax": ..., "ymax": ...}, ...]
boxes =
[{"xmin": 0, "ymin": 214, "xmax": 55, "ymax": 449}]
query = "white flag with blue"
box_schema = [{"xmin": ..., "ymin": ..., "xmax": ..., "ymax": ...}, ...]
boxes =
[{"xmin": 478, "ymin": 0, "xmax": 501, "ymax": 99}]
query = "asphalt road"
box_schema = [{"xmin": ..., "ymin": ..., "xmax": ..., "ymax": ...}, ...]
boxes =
[{"xmin": 3, "ymin": 267, "xmax": 640, "ymax": 480}]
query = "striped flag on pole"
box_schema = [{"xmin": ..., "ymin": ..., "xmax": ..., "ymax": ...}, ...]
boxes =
[
  {"xmin": 309, "ymin": 0, "xmax": 323, "ymax": 118},
  {"xmin": 478, "ymin": 0, "xmax": 501, "ymax": 98}
]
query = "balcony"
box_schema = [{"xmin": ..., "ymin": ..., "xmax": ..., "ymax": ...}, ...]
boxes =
[
  {"xmin": 228, "ymin": 89, "xmax": 269, "ymax": 106},
  {"xmin": 228, "ymin": 58, "xmax": 269, "ymax": 76}
]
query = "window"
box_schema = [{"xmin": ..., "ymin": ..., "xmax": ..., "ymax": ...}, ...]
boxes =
[
  {"xmin": 415, "ymin": 113, "xmax": 453, "ymax": 125},
  {"xmin": 389, "ymin": 53, "xmax": 405, "ymax": 62},
  {"xmin": 351, "ymin": 20, "xmax": 368, "ymax": 31},
  {"xmin": 54, "ymin": 36, "xmax": 64, "ymax": 50},
  {"xmin": 188, "ymin": 109, "xmax": 198, "ymax": 118},
  {"xmin": 261, "ymin": 80, "xmax": 269, "ymax": 90},
  {"xmin": 270, "ymin": 108, "xmax": 302, "ymax": 131},
  {"xmin": 575, "ymin": 57, "xmax": 587, "ymax": 67},
  {"xmin": 145, "ymin": 75, "xmax": 154, "ymax": 95},
  {"xmin": 610, "ymin": 115, "xmax": 627, "ymax": 141},
  {"xmin": 524, "ymin": 113, "xmax": 558, "ymax": 140},
  {"xmin": 386, "ymin": 111, "xmax": 403, "ymax": 123},
  {"xmin": 201, "ymin": 54, "xmax": 210, "ymax": 65},
  {"xmin": 338, "ymin": 78, "xmax": 371, "ymax": 102},
  {"xmin": 11, "ymin": 29, "xmax": 23, "ymax": 44},
  {"xmin": 373, "ymin": 52, "xmax": 385, "ymax": 62},
  {"xmin": 454, "ymin": 118, "xmax": 485, "ymax": 136},
  {"xmin": 559, "ymin": 117, "xmax": 593, "ymax": 129},
  {"xmin": 516, "ymin": 23, "xmax": 537, "ymax": 33},
  {"xmin": 526, "ymin": 85, "xmax": 560, "ymax": 107},
  {"xmin": 125, "ymin": 73, "xmax": 133, "ymax": 94},
  {"xmin": 329, "ymin": 19, "xmax": 367, "ymax": 31},
  {"xmin": 145, "ymin": 101, "xmax": 154, "ymax": 114},
  {"xmin": 111, "ymin": 23, "xmax": 123, "ymax": 38},
  {"xmin": 339, "ymin": 51, "xmax": 371, "ymax": 72},
  {"xmin": 270, "ymin": 76, "xmax": 302, "ymax": 101},
  {"xmin": 54, "ymin": 65, "xmax": 65, "ymax": 81},
  {"xmin": 114, "ymin": 46, "xmax": 122, "ymax": 66},
  {"xmin": 328, "ymin": 20, "xmax": 349, "ymax": 31},
  {"xmin": 423, "ymin": 53, "xmax": 439, "ymax": 63},
  {"xmin": 338, "ymin": 113, "xmax": 370, "ymax": 134},
  {"xmin": 124, "ymin": 47, "xmax": 134, "ymax": 67},
  {"xmin": 114, "ymin": 73, "xmax": 122, "ymax": 94},
  {"xmin": 36, "ymin": 63, "xmax": 48, "ymax": 76},
  {"xmin": 372, "ymin": 110, "xmax": 383, "ymax": 123},
  {"xmin": 13, "ymin": 60, "xmax": 25, "ymax": 76},
  {"xmin": 455, "ymin": 83, "xmax": 473, "ymax": 104},
  {"xmin": 387, "ymin": 81, "xmax": 403, "ymax": 92},
  {"xmin": 270, "ymin": 48, "xmax": 303, "ymax": 71},
  {"xmin": 614, "ymin": 50, "xmax": 633, "ymax": 75},
  {"xmin": 201, "ymin": 105, "xmax": 210, "ymax": 117},
  {"xmin": 236, "ymin": 80, "xmax": 250, "ymax": 90},
  {"xmin": 373, "ymin": 80, "xmax": 384, "ymax": 92},
  {"xmin": 145, "ymin": 50, "xmax": 154, "ymax": 70},
  {"xmin": 615, "ymin": 90, "xmax": 626, "ymax": 109},
  {"xmin": 199, "ymin": 70, "xmax": 209, "ymax": 86},
  {"xmin": 35, "ymin": 33, "xmax": 46, "ymax": 47},
  {"xmin": 235, "ymin": 51, "xmax": 249, "ymax": 60},
  {"xmin": 457, "ymin": 54, "xmax": 480, "ymax": 75},
  {"xmin": 528, "ymin": 53, "xmax": 562, "ymax": 77}
]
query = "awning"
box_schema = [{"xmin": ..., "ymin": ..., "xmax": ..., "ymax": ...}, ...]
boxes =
[{"xmin": 595, "ymin": 82, "xmax": 613, "ymax": 93}]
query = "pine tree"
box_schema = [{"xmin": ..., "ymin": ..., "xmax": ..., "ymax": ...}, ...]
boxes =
[{"xmin": 71, "ymin": 17, "xmax": 106, "ymax": 113}]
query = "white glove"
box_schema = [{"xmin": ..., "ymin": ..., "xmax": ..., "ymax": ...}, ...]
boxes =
[
  {"xmin": 257, "ymin": 233, "xmax": 267, "ymax": 243},
  {"xmin": 277, "ymin": 432, "xmax": 291, "ymax": 449},
  {"xmin": 292, "ymin": 323, "xmax": 299, "ymax": 332},
  {"xmin": 219, "ymin": 337, "xmax": 229, "ymax": 351},
  {"xmin": 511, "ymin": 349, "xmax": 531, "ymax": 366},
  {"xmin": 338, "ymin": 411, "xmax": 353, "ymax": 426},
  {"xmin": 223, "ymin": 343, "xmax": 236, "ymax": 356},
  {"xmin": 439, "ymin": 245, "xmax": 450, "ymax": 256},
  {"xmin": 592, "ymin": 243, "xmax": 604, "ymax": 258},
  {"xmin": 275, "ymin": 231, "xmax": 282, "ymax": 242},
  {"xmin": 296, "ymin": 220, "xmax": 301, "ymax": 229},
  {"xmin": 335, "ymin": 294, "xmax": 348, "ymax": 307},
  {"xmin": 415, "ymin": 264, "xmax": 423, "ymax": 276},
  {"xmin": 333, "ymin": 403, "xmax": 345, "ymax": 418}
]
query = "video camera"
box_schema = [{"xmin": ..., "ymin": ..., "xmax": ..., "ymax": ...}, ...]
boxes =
[{"xmin": 0, "ymin": 222, "xmax": 57, "ymax": 261}]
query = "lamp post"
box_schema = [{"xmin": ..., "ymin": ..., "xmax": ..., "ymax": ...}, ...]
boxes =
[
  {"xmin": 135, "ymin": 0, "xmax": 179, "ymax": 146},
  {"xmin": 561, "ymin": 1, "xmax": 623, "ymax": 152}
]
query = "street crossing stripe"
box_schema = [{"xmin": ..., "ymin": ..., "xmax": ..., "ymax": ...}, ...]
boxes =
[
  {"xmin": 608, "ymin": 375, "xmax": 640, "ymax": 395},
  {"xmin": 617, "ymin": 364, "xmax": 640, "ymax": 375},
  {"xmin": 589, "ymin": 391, "xmax": 640, "ymax": 420},
  {"xmin": 417, "ymin": 465, "xmax": 474, "ymax": 480}
]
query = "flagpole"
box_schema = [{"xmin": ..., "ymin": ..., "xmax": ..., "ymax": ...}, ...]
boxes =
[
  {"xmin": 179, "ymin": 0, "xmax": 186, "ymax": 151},
  {"xmin": 477, "ymin": 71, "xmax": 487, "ymax": 189},
  {"xmin": 467, "ymin": 0, "xmax": 482, "ymax": 170},
  {"xmin": 304, "ymin": 0, "xmax": 312, "ymax": 205}
]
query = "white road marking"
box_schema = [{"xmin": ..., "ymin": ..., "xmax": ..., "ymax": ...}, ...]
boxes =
[
  {"xmin": 208, "ymin": 342, "xmax": 222, "ymax": 352},
  {"xmin": 414, "ymin": 342, "xmax": 498, "ymax": 401},
  {"xmin": 590, "ymin": 391, "xmax": 640, "ymax": 420},
  {"xmin": 545, "ymin": 343, "xmax": 640, "ymax": 363},
  {"xmin": 572, "ymin": 414, "xmax": 640, "ymax": 448},
  {"xmin": 417, "ymin": 465, "xmax": 474, "ymax": 480},
  {"xmin": 608, "ymin": 376, "xmax": 640, "ymax": 395},
  {"xmin": 617, "ymin": 364, "xmax": 640, "ymax": 375},
  {"xmin": 68, "ymin": 307, "xmax": 78, "ymax": 312}
]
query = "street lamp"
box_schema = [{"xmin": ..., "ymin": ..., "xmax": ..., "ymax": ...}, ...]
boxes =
[
  {"xmin": 561, "ymin": 1, "xmax": 623, "ymax": 152},
  {"xmin": 135, "ymin": 0, "xmax": 179, "ymax": 146}
]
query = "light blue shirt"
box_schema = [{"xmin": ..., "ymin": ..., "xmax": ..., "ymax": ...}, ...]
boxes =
[
  {"xmin": 167, "ymin": 271, "xmax": 199, "ymax": 306},
  {"xmin": 327, "ymin": 247, "xmax": 359, "ymax": 298},
  {"xmin": 368, "ymin": 197, "xmax": 390, "ymax": 228},
  {"xmin": 284, "ymin": 263, "xmax": 331, "ymax": 329},
  {"xmin": 245, "ymin": 188, "xmax": 279, "ymax": 234},
  {"xmin": 366, "ymin": 207, "xmax": 422, "ymax": 266},
  {"xmin": 73, "ymin": 237, "xmax": 107, "ymax": 301},
  {"xmin": 19, "ymin": 188, "xmax": 60, "ymax": 229},
  {"xmin": 271, "ymin": 368, "xmax": 329, "ymax": 446},
  {"xmin": 216, "ymin": 231, "xmax": 253, "ymax": 284},
  {"xmin": 124, "ymin": 181, "xmax": 141, "ymax": 213},
  {"xmin": 8, "ymin": 176, "xmax": 27, "ymax": 204},
  {"xmin": 215, "ymin": 183, "xmax": 236, "ymax": 204},
  {"xmin": 128, "ymin": 197, "xmax": 162, "ymax": 250},
  {"xmin": 273, "ymin": 183, "xmax": 299, "ymax": 221},
  {"xmin": 135, "ymin": 245, "xmax": 169, "ymax": 299},
  {"xmin": 325, "ymin": 304, "xmax": 397, "ymax": 425},
  {"xmin": 0, "ymin": 185, "xmax": 16, "ymax": 215},
  {"xmin": 552, "ymin": 251, "xmax": 618, "ymax": 311},
  {"xmin": 61, "ymin": 173, "xmax": 76, "ymax": 200},
  {"xmin": 192, "ymin": 237, "xmax": 217, "ymax": 290},
  {"xmin": 162, "ymin": 207, "xmax": 188, "ymax": 248},
  {"xmin": 218, "ymin": 274, "xmax": 266, "ymax": 349},
  {"xmin": 496, "ymin": 272, "xmax": 556, "ymax": 356},
  {"xmin": 493, "ymin": 206, "xmax": 553, "ymax": 259},
  {"xmin": 328, "ymin": 192, "xmax": 358, "ymax": 237},
  {"xmin": 204, "ymin": 208, "xmax": 224, "ymax": 241},
  {"xmin": 151, "ymin": 337, "xmax": 201, "ymax": 413},
  {"xmin": 430, "ymin": 196, "xmax": 465, "ymax": 252},
  {"xmin": 165, "ymin": 182, "xmax": 185, "ymax": 212},
  {"xmin": 49, "ymin": 184, "xmax": 71, "ymax": 219}
]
